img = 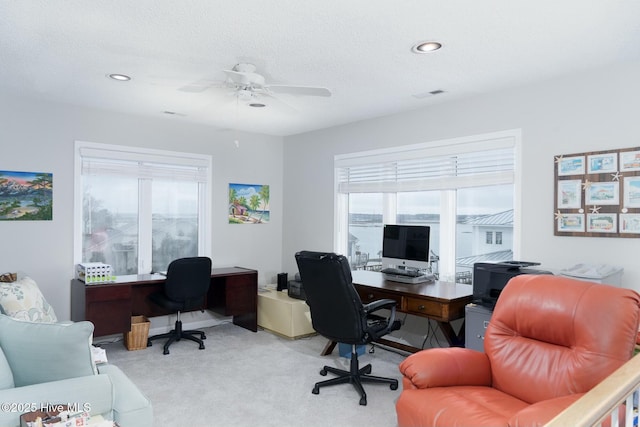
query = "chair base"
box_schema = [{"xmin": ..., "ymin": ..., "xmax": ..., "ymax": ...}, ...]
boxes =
[
  {"xmin": 312, "ymin": 346, "xmax": 398, "ymax": 405},
  {"xmin": 147, "ymin": 318, "xmax": 206, "ymax": 355}
]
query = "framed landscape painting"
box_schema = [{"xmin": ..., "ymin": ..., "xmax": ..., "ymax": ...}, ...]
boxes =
[
  {"xmin": 228, "ymin": 183, "xmax": 270, "ymax": 224},
  {"xmin": 0, "ymin": 170, "xmax": 53, "ymax": 221}
]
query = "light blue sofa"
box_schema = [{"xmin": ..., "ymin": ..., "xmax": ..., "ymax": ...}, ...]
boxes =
[{"xmin": 0, "ymin": 314, "xmax": 152, "ymax": 427}]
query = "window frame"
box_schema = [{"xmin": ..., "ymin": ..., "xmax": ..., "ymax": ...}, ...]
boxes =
[
  {"xmin": 73, "ymin": 141, "xmax": 212, "ymax": 274},
  {"xmin": 334, "ymin": 129, "xmax": 522, "ymax": 280}
]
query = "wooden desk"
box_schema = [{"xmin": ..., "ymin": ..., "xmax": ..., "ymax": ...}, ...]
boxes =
[
  {"xmin": 71, "ymin": 267, "xmax": 258, "ymax": 337},
  {"xmin": 323, "ymin": 270, "xmax": 472, "ymax": 354}
]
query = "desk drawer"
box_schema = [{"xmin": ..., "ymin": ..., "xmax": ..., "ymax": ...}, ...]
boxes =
[
  {"xmin": 86, "ymin": 284, "xmax": 131, "ymax": 303},
  {"xmin": 356, "ymin": 288, "xmax": 402, "ymax": 306},
  {"xmin": 405, "ymin": 297, "xmax": 444, "ymax": 318}
]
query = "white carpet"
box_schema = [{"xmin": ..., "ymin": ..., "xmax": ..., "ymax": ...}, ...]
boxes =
[{"xmin": 100, "ymin": 322, "xmax": 407, "ymax": 426}]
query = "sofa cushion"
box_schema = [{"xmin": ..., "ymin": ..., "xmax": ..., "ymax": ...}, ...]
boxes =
[
  {"xmin": 0, "ymin": 315, "xmax": 96, "ymax": 387},
  {"xmin": 0, "ymin": 347, "xmax": 14, "ymax": 390},
  {"xmin": 0, "ymin": 276, "xmax": 57, "ymax": 322}
]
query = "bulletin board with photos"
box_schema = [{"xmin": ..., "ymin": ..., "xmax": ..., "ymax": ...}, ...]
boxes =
[{"xmin": 554, "ymin": 146, "xmax": 640, "ymax": 237}]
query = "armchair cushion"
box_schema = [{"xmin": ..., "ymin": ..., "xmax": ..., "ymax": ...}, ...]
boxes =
[
  {"xmin": 0, "ymin": 276, "xmax": 57, "ymax": 322},
  {"xmin": 0, "ymin": 315, "xmax": 96, "ymax": 387},
  {"xmin": 508, "ymin": 394, "xmax": 585, "ymax": 426},
  {"xmin": 397, "ymin": 386, "xmax": 529, "ymax": 427}
]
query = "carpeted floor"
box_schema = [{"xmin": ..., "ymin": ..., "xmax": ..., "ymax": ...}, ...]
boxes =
[{"xmin": 100, "ymin": 322, "xmax": 407, "ymax": 426}]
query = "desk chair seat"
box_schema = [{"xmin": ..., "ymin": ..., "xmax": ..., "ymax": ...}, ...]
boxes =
[
  {"xmin": 295, "ymin": 250, "xmax": 402, "ymax": 406},
  {"xmin": 147, "ymin": 257, "xmax": 212, "ymax": 355}
]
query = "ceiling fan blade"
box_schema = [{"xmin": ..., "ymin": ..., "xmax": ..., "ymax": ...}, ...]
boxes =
[
  {"xmin": 261, "ymin": 91, "xmax": 298, "ymax": 114},
  {"xmin": 267, "ymin": 85, "xmax": 331, "ymax": 97},
  {"xmin": 178, "ymin": 78, "xmax": 221, "ymax": 93}
]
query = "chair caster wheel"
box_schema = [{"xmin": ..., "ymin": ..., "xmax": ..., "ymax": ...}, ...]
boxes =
[
  {"xmin": 199, "ymin": 343, "xmax": 205, "ymax": 350},
  {"xmin": 201, "ymin": 333, "xmax": 206, "ymax": 340},
  {"xmin": 363, "ymin": 365, "xmax": 372, "ymax": 374},
  {"xmin": 359, "ymin": 397, "xmax": 367, "ymax": 406},
  {"xmin": 163, "ymin": 349, "xmax": 170, "ymax": 355},
  {"xmin": 147, "ymin": 340, "xmax": 152, "ymax": 347},
  {"xmin": 390, "ymin": 381, "xmax": 398, "ymax": 390},
  {"xmin": 312, "ymin": 386, "xmax": 320, "ymax": 395},
  {"xmin": 319, "ymin": 369, "xmax": 327, "ymax": 376}
]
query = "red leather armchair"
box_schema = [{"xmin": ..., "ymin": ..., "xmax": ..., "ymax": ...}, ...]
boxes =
[{"xmin": 396, "ymin": 275, "xmax": 640, "ymax": 427}]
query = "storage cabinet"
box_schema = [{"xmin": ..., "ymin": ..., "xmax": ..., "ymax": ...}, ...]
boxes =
[
  {"xmin": 465, "ymin": 303, "xmax": 493, "ymax": 352},
  {"xmin": 257, "ymin": 289, "xmax": 315, "ymax": 339}
]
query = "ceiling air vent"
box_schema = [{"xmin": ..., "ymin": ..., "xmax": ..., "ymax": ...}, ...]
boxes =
[{"xmin": 412, "ymin": 90, "xmax": 446, "ymax": 99}]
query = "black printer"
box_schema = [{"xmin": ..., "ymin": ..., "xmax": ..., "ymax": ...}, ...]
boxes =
[
  {"xmin": 472, "ymin": 261, "xmax": 552, "ymax": 309},
  {"xmin": 287, "ymin": 272, "xmax": 306, "ymax": 300}
]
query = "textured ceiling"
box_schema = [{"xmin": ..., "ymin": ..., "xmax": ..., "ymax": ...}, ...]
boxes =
[{"xmin": 1, "ymin": 1, "xmax": 639, "ymax": 136}]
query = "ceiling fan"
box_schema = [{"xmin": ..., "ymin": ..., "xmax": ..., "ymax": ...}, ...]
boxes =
[{"xmin": 180, "ymin": 63, "xmax": 331, "ymax": 108}]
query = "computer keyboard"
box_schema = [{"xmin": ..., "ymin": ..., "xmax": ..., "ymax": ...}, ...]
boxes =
[{"xmin": 381, "ymin": 267, "xmax": 422, "ymax": 277}]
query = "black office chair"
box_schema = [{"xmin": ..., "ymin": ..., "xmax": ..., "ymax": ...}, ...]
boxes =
[
  {"xmin": 147, "ymin": 256, "xmax": 212, "ymax": 355},
  {"xmin": 295, "ymin": 250, "xmax": 401, "ymax": 406}
]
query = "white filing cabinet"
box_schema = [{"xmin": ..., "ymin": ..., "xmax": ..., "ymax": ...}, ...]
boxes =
[
  {"xmin": 465, "ymin": 303, "xmax": 493, "ymax": 352},
  {"xmin": 257, "ymin": 289, "xmax": 316, "ymax": 339}
]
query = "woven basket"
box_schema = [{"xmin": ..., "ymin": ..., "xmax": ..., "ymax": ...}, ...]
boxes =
[{"xmin": 124, "ymin": 316, "xmax": 150, "ymax": 351}]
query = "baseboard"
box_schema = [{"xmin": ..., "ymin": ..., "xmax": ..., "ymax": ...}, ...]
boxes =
[{"xmin": 92, "ymin": 312, "xmax": 233, "ymax": 345}]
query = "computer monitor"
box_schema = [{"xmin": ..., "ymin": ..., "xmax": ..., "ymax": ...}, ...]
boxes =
[{"xmin": 381, "ymin": 224, "xmax": 430, "ymax": 271}]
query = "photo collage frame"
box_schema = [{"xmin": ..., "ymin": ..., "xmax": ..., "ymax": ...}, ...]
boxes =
[{"xmin": 554, "ymin": 147, "xmax": 640, "ymax": 237}]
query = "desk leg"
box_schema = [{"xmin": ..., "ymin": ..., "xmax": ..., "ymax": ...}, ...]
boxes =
[
  {"xmin": 437, "ymin": 319, "xmax": 465, "ymax": 347},
  {"xmin": 321, "ymin": 340, "xmax": 337, "ymax": 356}
]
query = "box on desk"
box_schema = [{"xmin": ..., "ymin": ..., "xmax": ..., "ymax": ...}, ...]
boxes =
[{"xmin": 76, "ymin": 263, "xmax": 116, "ymax": 284}]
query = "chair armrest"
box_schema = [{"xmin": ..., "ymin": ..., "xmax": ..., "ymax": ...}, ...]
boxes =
[
  {"xmin": 0, "ymin": 375, "xmax": 114, "ymax": 427},
  {"xmin": 98, "ymin": 364, "xmax": 153, "ymax": 427},
  {"xmin": 363, "ymin": 298, "xmax": 397, "ymax": 314},
  {"xmin": 399, "ymin": 347, "xmax": 492, "ymax": 389}
]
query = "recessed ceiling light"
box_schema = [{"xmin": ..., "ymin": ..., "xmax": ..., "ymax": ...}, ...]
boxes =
[
  {"xmin": 249, "ymin": 103, "xmax": 266, "ymax": 108},
  {"xmin": 411, "ymin": 41, "xmax": 442, "ymax": 53},
  {"xmin": 108, "ymin": 73, "xmax": 131, "ymax": 81}
]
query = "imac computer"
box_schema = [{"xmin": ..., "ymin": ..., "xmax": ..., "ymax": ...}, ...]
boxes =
[{"xmin": 381, "ymin": 224, "xmax": 434, "ymax": 284}]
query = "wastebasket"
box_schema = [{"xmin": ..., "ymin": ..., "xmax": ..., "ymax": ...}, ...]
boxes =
[
  {"xmin": 124, "ymin": 315, "xmax": 150, "ymax": 351},
  {"xmin": 560, "ymin": 263, "xmax": 624, "ymax": 286}
]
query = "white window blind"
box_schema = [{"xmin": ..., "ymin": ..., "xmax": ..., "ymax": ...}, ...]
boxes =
[
  {"xmin": 79, "ymin": 146, "xmax": 209, "ymax": 182},
  {"xmin": 336, "ymin": 138, "xmax": 515, "ymax": 193}
]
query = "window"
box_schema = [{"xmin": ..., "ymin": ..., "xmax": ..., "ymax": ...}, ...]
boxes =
[
  {"xmin": 74, "ymin": 142, "xmax": 212, "ymax": 275},
  {"xmin": 334, "ymin": 130, "xmax": 520, "ymax": 282}
]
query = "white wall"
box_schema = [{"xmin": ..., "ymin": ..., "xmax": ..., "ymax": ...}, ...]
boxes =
[
  {"xmin": 0, "ymin": 92, "xmax": 284, "ymax": 320},
  {"xmin": 282, "ymin": 60, "xmax": 640, "ymax": 293}
]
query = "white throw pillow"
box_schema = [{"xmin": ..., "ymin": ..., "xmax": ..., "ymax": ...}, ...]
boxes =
[{"xmin": 0, "ymin": 276, "xmax": 57, "ymax": 322}]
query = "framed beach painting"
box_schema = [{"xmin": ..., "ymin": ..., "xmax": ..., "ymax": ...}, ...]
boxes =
[
  {"xmin": 0, "ymin": 170, "xmax": 53, "ymax": 221},
  {"xmin": 228, "ymin": 183, "xmax": 270, "ymax": 224}
]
